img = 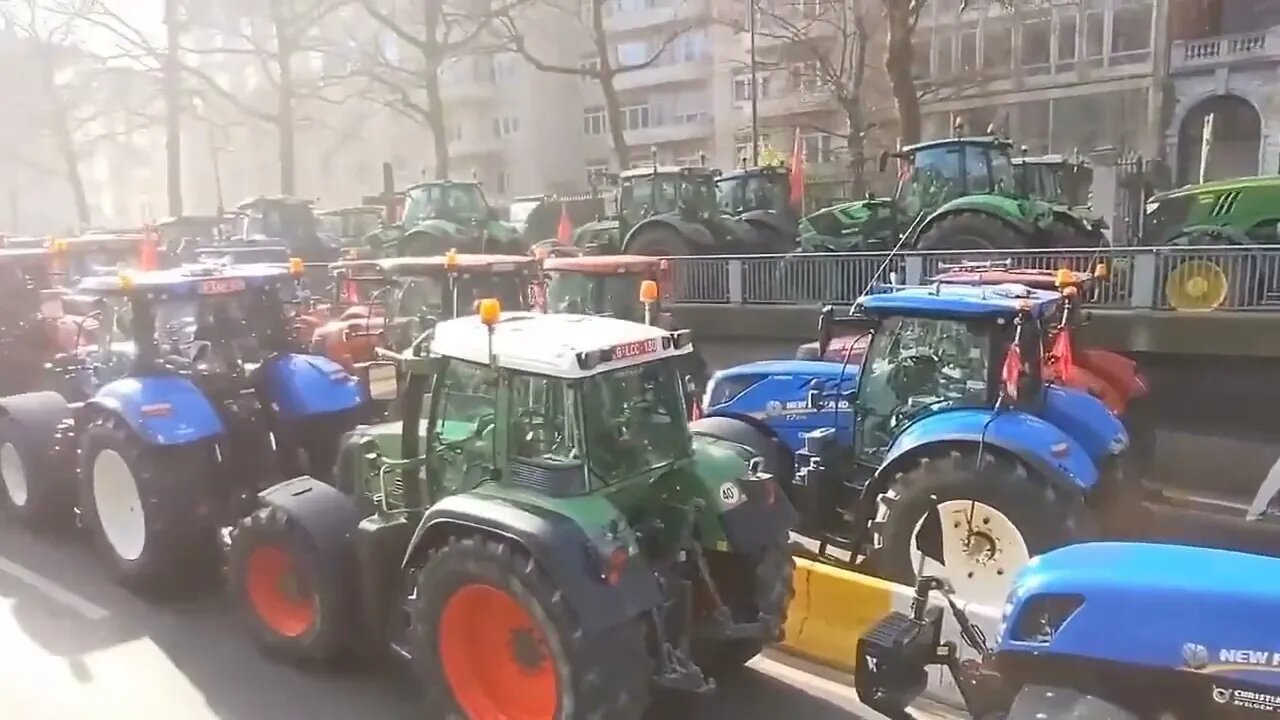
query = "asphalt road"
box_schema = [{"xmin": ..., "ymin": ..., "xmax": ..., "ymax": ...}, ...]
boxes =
[{"xmin": 0, "ymin": 521, "xmax": 938, "ymax": 720}]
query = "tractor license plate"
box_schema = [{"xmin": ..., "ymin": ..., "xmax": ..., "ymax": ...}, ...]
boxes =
[
  {"xmin": 198, "ymin": 277, "xmax": 246, "ymax": 295},
  {"xmin": 613, "ymin": 338, "xmax": 658, "ymax": 360}
]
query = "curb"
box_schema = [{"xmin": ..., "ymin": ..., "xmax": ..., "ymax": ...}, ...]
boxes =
[{"xmin": 778, "ymin": 558, "xmax": 1001, "ymax": 711}]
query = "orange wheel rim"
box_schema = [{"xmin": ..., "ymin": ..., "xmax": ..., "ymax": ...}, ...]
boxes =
[
  {"xmin": 439, "ymin": 584, "xmax": 558, "ymax": 719},
  {"xmin": 245, "ymin": 546, "xmax": 316, "ymax": 638}
]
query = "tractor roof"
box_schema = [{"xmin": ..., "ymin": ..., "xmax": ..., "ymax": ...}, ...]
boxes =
[
  {"xmin": 0, "ymin": 247, "xmax": 49, "ymax": 262},
  {"xmin": 931, "ymin": 266, "xmax": 1091, "ymax": 290},
  {"xmin": 316, "ymin": 205, "xmax": 383, "ymax": 216},
  {"xmin": 155, "ymin": 214, "xmax": 232, "ymax": 226},
  {"xmin": 431, "ymin": 311, "xmax": 691, "ymax": 379},
  {"xmin": 856, "ymin": 282, "xmax": 1061, "ymax": 319},
  {"xmin": 716, "ymin": 166, "xmax": 789, "ymax": 181},
  {"xmin": 1150, "ymin": 174, "xmax": 1280, "ymax": 201},
  {"xmin": 333, "ymin": 254, "xmax": 537, "ymax": 279},
  {"xmin": 77, "ymin": 263, "xmax": 291, "ymax": 297},
  {"xmin": 236, "ymin": 195, "xmax": 314, "ymax": 209},
  {"xmin": 405, "ymin": 179, "xmax": 482, "ymax": 191},
  {"xmin": 2, "ymin": 236, "xmax": 49, "ymax": 249},
  {"xmin": 542, "ymin": 254, "xmax": 660, "ymax": 274},
  {"xmin": 195, "ymin": 245, "xmax": 292, "ymax": 265},
  {"xmin": 901, "ymin": 136, "xmax": 1012, "ymax": 154},
  {"xmin": 1013, "ymin": 154, "xmax": 1070, "ymax": 166},
  {"xmin": 619, "ymin": 165, "xmax": 716, "ymax": 180}
]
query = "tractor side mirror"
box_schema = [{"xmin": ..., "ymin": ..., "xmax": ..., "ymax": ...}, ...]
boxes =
[
  {"xmin": 877, "ymin": 151, "xmax": 891, "ymax": 173},
  {"xmin": 363, "ymin": 360, "xmax": 399, "ymax": 401},
  {"xmin": 816, "ymin": 305, "xmax": 834, "ymax": 357},
  {"xmin": 40, "ymin": 290, "xmax": 65, "ymax": 319}
]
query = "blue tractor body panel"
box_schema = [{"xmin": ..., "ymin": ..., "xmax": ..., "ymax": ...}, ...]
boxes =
[
  {"xmin": 1039, "ymin": 384, "xmax": 1129, "ymax": 463},
  {"xmin": 856, "ymin": 283, "xmax": 1062, "ymax": 320},
  {"xmin": 703, "ymin": 359, "xmax": 859, "ymax": 453},
  {"xmin": 89, "ymin": 376, "xmax": 225, "ymax": 445},
  {"xmin": 999, "ymin": 542, "xmax": 1280, "ymax": 688},
  {"xmin": 263, "ymin": 353, "xmax": 365, "ymax": 420},
  {"xmin": 881, "ymin": 407, "xmax": 1099, "ymax": 491}
]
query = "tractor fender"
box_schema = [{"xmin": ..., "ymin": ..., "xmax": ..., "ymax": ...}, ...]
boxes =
[
  {"xmin": 918, "ymin": 195, "xmax": 1038, "ymax": 238},
  {"xmin": 1038, "ymin": 384, "xmax": 1129, "ymax": 464},
  {"xmin": 740, "ymin": 209, "xmax": 795, "ymax": 238},
  {"xmin": 878, "ymin": 408, "xmax": 1099, "ymax": 495},
  {"xmin": 86, "ymin": 376, "xmax": 224, "ymax": 446},
  {"xmin": 257, "ymin": 475, "xmax": 365, "ymax": 583},
  {"xmin": 261, "ymin": 353, "xmax": 365, "ymax": 420},
  {"xmin": 405, "ymin": 219, "xmax": 460, "ymax": 240},
  {"xmin": 687, "ymin": 433, "xmax": 798, "ymax": 555},
  {"xmin": 1168, "ymin": 223, "xmax": 1251, "ymax": 245},
  {"xmin": 403, "ymin": 493, "xmax": 663, "ymax": 633},
  {"xmin": 624, "ymin": 216, "xmax": 714, "ymax": 250},
  {"xmin": 0, "ymin": 391, "xmax": 73, "ymax": 452}
]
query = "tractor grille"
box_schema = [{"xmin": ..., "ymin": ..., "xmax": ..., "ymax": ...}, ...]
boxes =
[{"xmin": 509, "ymin": 459, "xmax": 585, "ymax": 497}]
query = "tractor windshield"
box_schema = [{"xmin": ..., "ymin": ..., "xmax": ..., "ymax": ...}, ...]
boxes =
[
  {"xmin": 621, "ymin": 176, "xmax": 679, "ymax": 223},
  {"xmin": 245, "ymin": 203, "xmax": 316, "ymax": 242},
  {"xmin": 717, "ymin": 173, "xmax": 787, "ymax": 214},
  {"xmin": 855, "ymin": 316, "xmax": 991, "ymax": 459},
  {"xmin": 394, "ymin": 272, "xmax": 528, "ymax": 321},
  {"xmin": 544, "ymin": 272, "xmax": 645, "ymax": 322},
  {"xmin": 402, "ymin": 184, "xmax": 490, "ymax": 225},
  {"xmin": 147, "ymin": 287, "xmax": 287, "ymax": 372},
  {"xmin": 680, "ymin": 176, "xmax": 717, "ymax": 214},
  {"xmin": 58, "ymin": 243, "xmax": 141, "ymax": 279},
  {"xmin": 581, "ymin": 359, "xmax": 689, "ymax": 484},
  {"xmin": 897, "ymin": 147, "xmax": 963, "ymax": 216}
]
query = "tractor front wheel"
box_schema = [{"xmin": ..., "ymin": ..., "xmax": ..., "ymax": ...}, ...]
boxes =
[
  {"xmin": 0, "ymin": 420, "xmax": 71, "ymax": 528},
  {"xmin": 626, "ymin": 226, "xmax": 692, "ymax": 257},
  {"xmin": 868, "ymin": 448, "xmax": 1093, "ymax": 606},
  {"xmin": 915, "ymin": 212, "xmax": 1026, "ymax": 252},
  {"xmin": 78, "ymin": 416, "xmax": 213, "ymax": 592},
  {"xmin": 229, "ymin": 505, "xmax": 353, "ymax": 664},
  {"xmin": 413, "ymin": 535, "xmax": 652, "ymax": 720}
]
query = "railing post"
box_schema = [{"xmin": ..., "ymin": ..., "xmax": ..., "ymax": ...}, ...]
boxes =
[
  {"xmin": 727, "ymin": 259, "xmax": 744, "ymax": 304},
  {"xmin": 1129, "ymin": 251, "xmax": 1157, "ymax": 309},
  {"xmin": 904, "ymin": 254, "xmax": 924, "ymax": 285}
]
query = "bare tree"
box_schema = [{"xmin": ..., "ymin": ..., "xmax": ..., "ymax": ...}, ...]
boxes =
[
  {"xmin": 345, "ymin": 0, "xmax": 514, "ymax": 179},
  {"xmin": 494, "ymin": 0, "xmax": 697, "ymax": 168}
]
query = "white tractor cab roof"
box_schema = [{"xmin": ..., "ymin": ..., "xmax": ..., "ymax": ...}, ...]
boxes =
[{"xmin": 429, "ymin": 310, "xmax": 692, "ymax": 379}]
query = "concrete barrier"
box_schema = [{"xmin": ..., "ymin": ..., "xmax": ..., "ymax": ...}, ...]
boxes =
[{"xmin": 778, "ymin": 558, "xmax": 1001, "ymax": 710}]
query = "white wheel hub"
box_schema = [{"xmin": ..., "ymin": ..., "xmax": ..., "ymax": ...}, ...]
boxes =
[
  {"xmin": 92, "ymin": 449, "xmax": 146, "ymax": 562},
  {"xmin": 909, "ymin": 499, "xmax": 1030, "ymax": 607},
  {"xmin": 1, "ymin": 442, "xmax": 27, "ymax": 508}
]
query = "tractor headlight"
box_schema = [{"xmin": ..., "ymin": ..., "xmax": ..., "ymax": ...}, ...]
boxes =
[
  {"xmin": 1009, "ymin": 593, "xmax": 1084, "ymax": 644},
  {"xmin": 1109, "ymin": 434, "xmax": 1128, "ymax": 454}
]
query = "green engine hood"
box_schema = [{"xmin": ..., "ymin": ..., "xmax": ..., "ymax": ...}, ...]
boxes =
[{"xmin": 797, "ymin": 197, "xmax": 901, "ymax": 251}]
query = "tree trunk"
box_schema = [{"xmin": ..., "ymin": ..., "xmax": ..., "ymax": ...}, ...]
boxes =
[
  {"xmin": 884, "ymin": 3, "xmax": 921, "ymax": 146},
  {"xmin": 163, "ymin": 0, "xmax": 184, "ymax": 216},
  {"xmin": 35, "ymin": 48, "xmax": 89, "ymax": 227},
  {"xmin": 272, "ymin": 1, "xmax": 297, "ymax": 195},
  {"xmin": 425, "ymin": 66, "xmax": 449, "ymax": 179},
  {"xmin": 590, "ymin": 0, "xmax": 630, "ymax": 167}
]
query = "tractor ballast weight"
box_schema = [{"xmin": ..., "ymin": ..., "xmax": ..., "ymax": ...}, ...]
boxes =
[
  {"xmin": 858, "ymin": 542, "xmax": 1280, "ymax": 720},
  {"xmin": 696, "ymin": 281, "xmax": 1129, "ymax": 605},
  {"xmin": 0, "ymin": 264, "xmax": 365, "ymax": 587},
  {"xmin": 225, "ymin": 308, "xmax": 797, "ymax": 718}
]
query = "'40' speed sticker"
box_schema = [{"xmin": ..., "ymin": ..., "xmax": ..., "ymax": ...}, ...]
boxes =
[{"xmin": 718, "ymin": 482, "xmax": 744, "ymax": 507}]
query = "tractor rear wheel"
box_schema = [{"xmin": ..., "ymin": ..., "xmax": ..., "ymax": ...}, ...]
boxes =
[
  {"xmin": 78, "ymin": 415, "xmax": 213, "ymax": 592},
  {"xmin": 0, "ymin": 420, "xmax": 72, "ymax": 528},
  {"xmin": 229, "ymin": 505, "xmax": 353, "ymax": 664},
  {"xmin": 413, "ymin": 535, "xmax": 652, "ymax": 720},
  {"xmin": 868, "ymin": 448, "xmax": 1093, "ymax": 606},
  {"xmin": 627, "ymin": 226, "xmax": 692, "ymax": 257},
  {"xmin": 1163, "ymin": 230, "xmax": 1258, "ymax": 311},
  {"xmin": 915, "ymin": 212, "xmax": 1026, "ymax": 252}
]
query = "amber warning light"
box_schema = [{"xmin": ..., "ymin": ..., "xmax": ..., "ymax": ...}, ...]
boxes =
[
  {"xmin": 639, "ymin": 279, "xmax": 659, "ymax": 304},
  {"xmin": 478, "ymin": 298, "xmax": 501, "ymax": 326}
]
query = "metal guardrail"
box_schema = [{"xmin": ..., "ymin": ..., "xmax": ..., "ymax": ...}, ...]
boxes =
[{"xmin": 666, "ymin": 246, "xmax": 1280, "ymax": 311}]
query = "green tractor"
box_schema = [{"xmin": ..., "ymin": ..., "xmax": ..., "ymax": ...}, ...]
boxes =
[
  {"xmin": 574, "ymin": 163, "xmax": 789, "ymax": 256},
  {"xmin": 714, "ymin": 165, "xmax": 800, "ymax": 251},
  {"xmin": 362, "ymin": 180, "xmax": 523, "ymax": 259},
  {"xmin": 1013, "ymin": 153, "xmax": 1094, "ymax": 210},
  {"xmin": 797, "ymin": 136, "xmax": 1106, "ymax": 252},
  {"xmin": 226, "ymin": 306, "xmax": 797, "ymax": 718},
  {"xmin": 316, "ymin": 205, "xmax": 385, "ymax": 249},
  {"xmin": 1142, "ymin": 175, "xmax": 1280, "ymax": 311}
]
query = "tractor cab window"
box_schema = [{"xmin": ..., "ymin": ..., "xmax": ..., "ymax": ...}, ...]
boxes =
[
  {"xmin": 403, "ymin": 184, "xmax": 490, "ymax": 225},
  {"xmin": 545, "ymin": 273, "xmax": 644, "ymax": 321},
  {"xmin": 621, "ymin": 176, "xmax": 678, "ymax": 223},
  {"xmin": 898, "ymin": 147, "xmax": 963, "ymax": 218},
  {"xmin": 149, "ymin": 289, "xmax": 284, "ymax": 372},
  {"xmin": 581, "ymin": 359, "xmax": 689, "ymax": 485},
  {"xmin": 508, "ymin": 374, "xmax": 580, "ymax": 465},
  {"xmin": 395, "ymin": 277, "xmax": 449, "ymax": 319},
  {"xmin": 855, "ymin": 316, "xmax": 991, "ymax": 460},
  {"xmin": 429, "ymin": 359, "xmax": 498, "ymax": 490},
  {"xmin": 455, "ymin": 274, "xmax": 527, "ymax": 314},
  {"xmin": 246, "ymin": 204, "xmax": 315, "ymax": 242},
  {"xmin": 962, "ymin": 145, "xmax": 994, "ymax": 194},
  {"xmin": 986, "ymin": 147, "xmax": 1015, "ymax": 195},
  {"xmin": 718, "ymin": 175, "xmax": 785, "ymax": 214},
  {"xmin": 679, "ymin": 176, "xmax": 716, "ymax": 214}
]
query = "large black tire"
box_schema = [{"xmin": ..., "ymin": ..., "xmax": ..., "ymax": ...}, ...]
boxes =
[
  {"xmin": 745, "ymin": 220, "xmax": 796, "ymax": 254},
  {"xmin": 1007, "ymin": 685, "xmax": 1139, "ymax": 720},
  {"xmin": 915, "ymin": 212, "xmax": 1027, "ymax": 251},
  {"xmin": 228, "ymin": 505, "xmax": 355, "ymax": 664},
  {"xmin": 626, "ymin": 226, "xmax": 692, "ymax": 257},
  {"xmin": 77, "ymin": 414, "xmax": 215, "ymax": 593},
  {"xmin": 689, "ymin": 416, "xmax": 789, "ymax": 482},
  {"xmin": 867, "ymin": 447, "xmax": 1094, "ymax": 589},
  {"xmin": 412, "ymin": 535, "xmax": 652, "ymax": 720},
  {"xmin": 697, "ymin": 544, "xmax": 795, "ymax": 676},
  {"xmin": 1047, "ymin": 217, "xmax": 1105, "ymax": 249},
  {"xmin": 402, "ymin": 231, "xmax": 451, "ymax": 256},
  {"xmin": 0, "ymin": 418, "xmax": 73, "ymax": 528}
]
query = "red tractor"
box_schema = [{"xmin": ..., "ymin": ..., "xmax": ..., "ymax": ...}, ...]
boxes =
[{"xmin": 304, "ymin": 252, "xmax": 539, "ymax": 371}]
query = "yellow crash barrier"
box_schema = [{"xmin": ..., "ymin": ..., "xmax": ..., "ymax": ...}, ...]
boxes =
[{"xmin": 779, "ymin": 558, "xmax": 894, "ymax": 671}]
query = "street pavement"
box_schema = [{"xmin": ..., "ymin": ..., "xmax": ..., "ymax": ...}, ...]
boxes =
[{"xmin": 0, "ymin": 521, "xmax": 951, "ymax": 720}]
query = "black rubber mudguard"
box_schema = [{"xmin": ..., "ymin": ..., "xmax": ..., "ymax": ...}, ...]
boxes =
[
  {"xmin": 405, "ymin": 493, "xmax": 663, "ymax": 633},
  {"xmin": 0, "ymin": 391, "xmax": 73, "ymax": 451},
  {"xmin": 258, "ymin": 476, "xmax": 365, "ymax": 577}
]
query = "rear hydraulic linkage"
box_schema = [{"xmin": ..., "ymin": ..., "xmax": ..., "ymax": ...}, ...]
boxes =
[{"xmin": 855, "ymin": 575, "xmax": 1011, "ymax": 720}]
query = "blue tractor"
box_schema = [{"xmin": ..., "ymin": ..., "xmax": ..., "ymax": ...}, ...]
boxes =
[
  {"xmin": 0, "ymin": 264, "xmax": 365, "ymax": 592},
  {"xmin": 857, "ymin": 541, "xmax": 1280, "ymax": 719},
  {"xmin": 691, "ymin": 282, "xmax": 1129, "ymax": 604}
]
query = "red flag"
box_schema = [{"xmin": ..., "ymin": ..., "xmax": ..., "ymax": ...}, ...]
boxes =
[
  {"xmin": 1050, "ymin": 327, "xmax": 1075, "ymax": 382},
  {"xmin": 789, "ymin": 127, "xmax": 805, "ymax": 213},
  {"xmin": 555, "ymin": 204, "xmax": 573, "ymax": 245},
  {"xmin": 139, "ymin": 226, "xmax": 159, "ymax": 270},
  {"xmin": 1001, "ymin": 342, "xmax": 1022, "ymax": 401}
]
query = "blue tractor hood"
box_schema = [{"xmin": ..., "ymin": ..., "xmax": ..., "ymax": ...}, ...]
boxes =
[
  {"xmin": 1000, "ymin": 542, "xmax": 1280, "ymax": 688},
  {"xmin": 704, "ymin": 360, "xmax": 860, "ymax": 453}
]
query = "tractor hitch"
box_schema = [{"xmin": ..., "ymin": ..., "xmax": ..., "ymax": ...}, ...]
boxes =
[{"xmin": 855, "ymin": 575, "xmax": 1010, "ymax": 720}]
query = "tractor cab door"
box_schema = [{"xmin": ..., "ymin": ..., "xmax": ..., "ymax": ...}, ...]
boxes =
[
  {"xmin": 852, "ymin": 315, "xmax": 993, "ymax": 463},
  {"xmin": 897, "ymin": 146, "xmax": 965, "ymax": 219},
  {"xmin": 426, "ymin": 358, "xmax": 500, "ymax": 495}
]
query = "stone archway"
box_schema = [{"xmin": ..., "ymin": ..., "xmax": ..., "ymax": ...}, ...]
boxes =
[{"xmin": 1177, "ymin": 94, "xmax": 1262, "ymax": 184}]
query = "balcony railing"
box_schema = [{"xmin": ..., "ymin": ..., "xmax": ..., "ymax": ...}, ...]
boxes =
[{"xmin": 1170, "ymin": 27, "xmax": 1280, "ymax": 73}]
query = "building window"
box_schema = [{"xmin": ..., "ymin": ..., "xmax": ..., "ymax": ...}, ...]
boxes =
[
  {"xmin": 934, "ymin": 32, "xmax": 954, "ymax": 76},
  {"xmin": 790, "ymin": 62, "xmax": 821, "ymax": 93},
  {"xmin": 1021, "ymin": 16, "xmax": 1052, "ymax": 75},
  {"xmin": 583, "ymin": 106, "xmax": 607, "ymax": 135},
  {"xmin": 732, "ymin": 73, "xmax": 770, "ymax": 102},
  {"xmin": 616, "ymin": 40, "xmax": 650, "ymax": 67},
  {"xmin": 671, "ymin": 29, "xmax": 708, "ymax": 63},
  {"xmin": 621, "ymin": 104, "xmax": 651, "ymax": 131},
  {"xmin": 1084, "ymin": 4, "xmax": 1105, "ymax": 61},
  {"xmin": 675, "ymin": 155, "xmax": 702, "ymax": 167},
  {"xmin": 1056, "ymin": 11, "xmax": 1078, "ymax": 68},
  {"xmin": 579, "ymin": 56, "xmax": 600, "ymax": 79},
  {"xmin": 958, "ymin": 26, "xmax": 978, "ymax": 73},
  {"xmin": 585, "ymin": 160, "xmax": 610, "ymax": 184},
  {"xmin": 1111, "ymin": 0, "xmax": 1152, "ymax": 64},
  {"xmin": 914, "ymin": 35, "xmax": 932, "ymax": 79},
  {"xmin": 497, "ymin": 172, "xmax": 510, "ymax": 193},
  {"xmin": 496, "ymin": 116, "xmax": 519, "ymax": 137},
  {"xmin": 802, "ymin": 134, "xmax": 835, "ymax": 163},
  {"xmin": 983, "ymin": 23, "xmax": 1012, "ymax": 76}
]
